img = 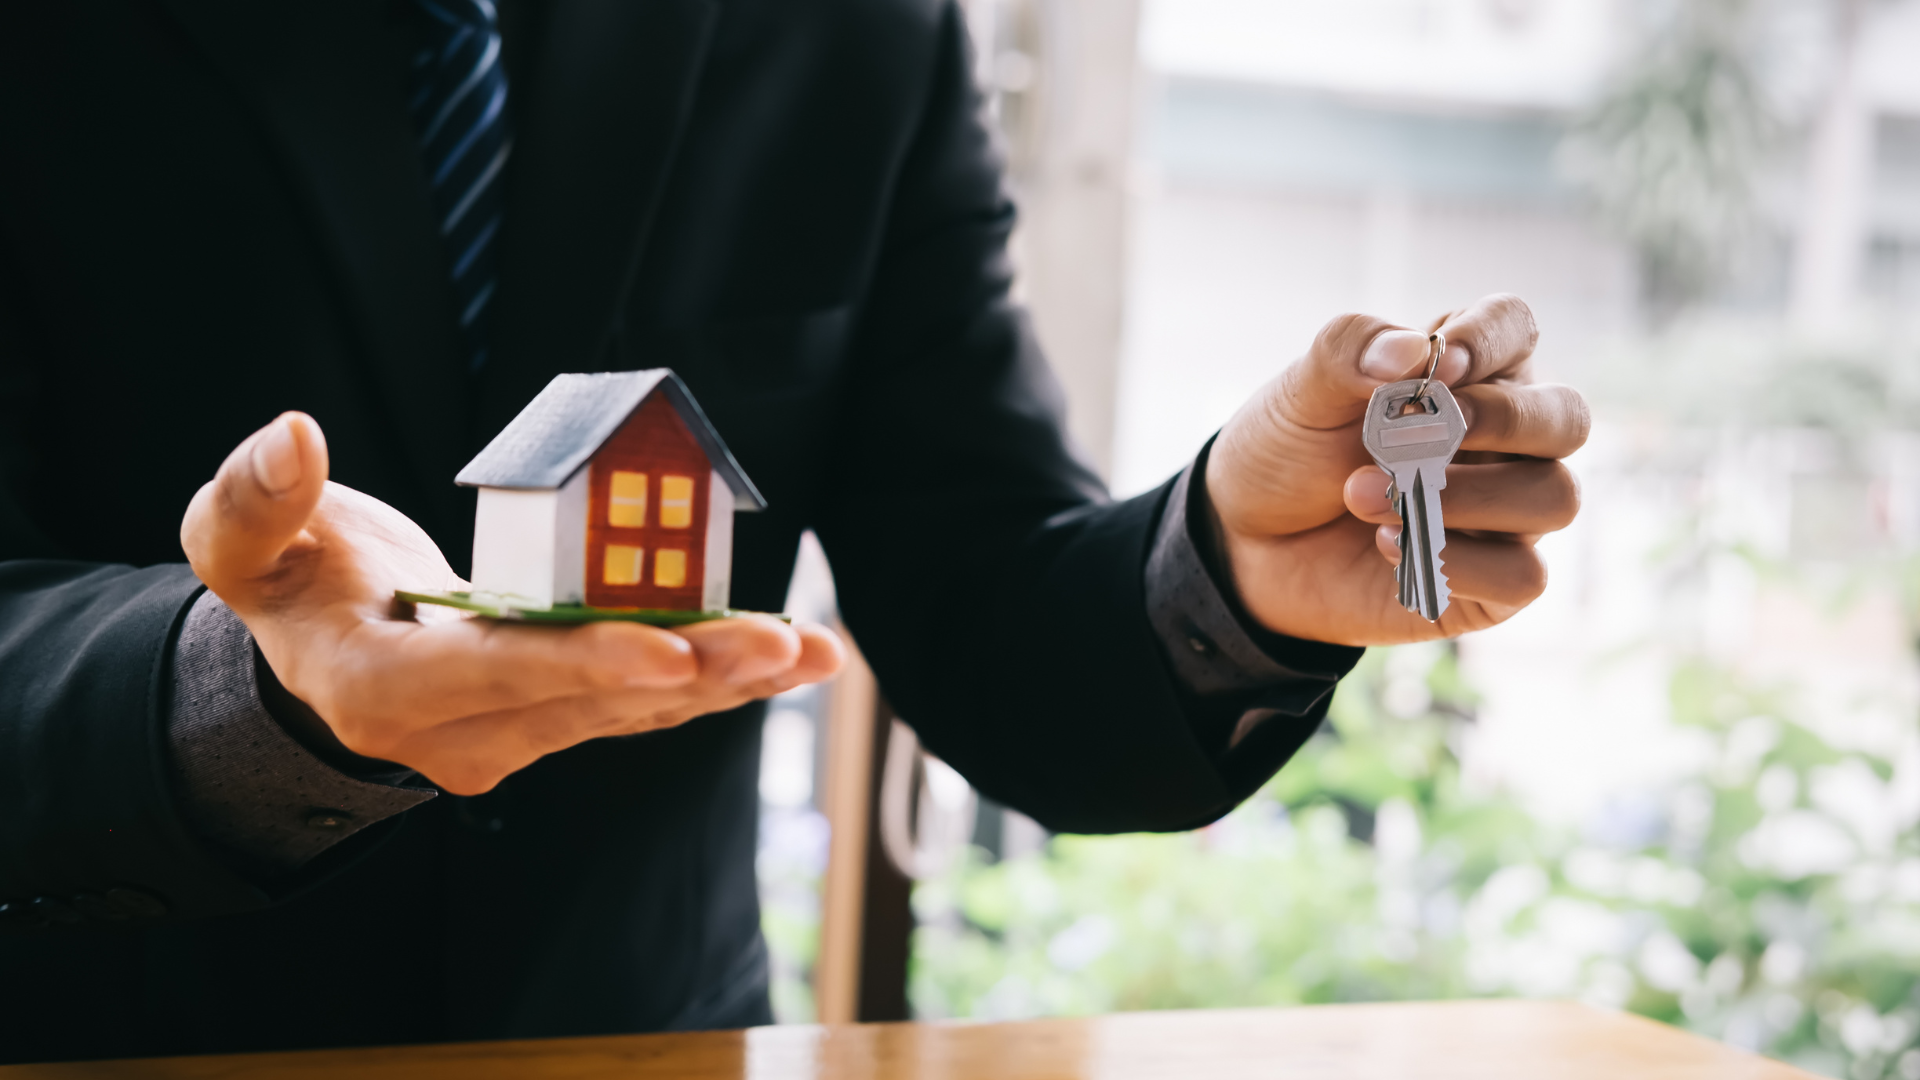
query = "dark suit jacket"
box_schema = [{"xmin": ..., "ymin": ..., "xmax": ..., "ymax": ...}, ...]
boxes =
[{"xmin": 0, "ymin": 0, "xmax": 1326, "ymax": 1063}]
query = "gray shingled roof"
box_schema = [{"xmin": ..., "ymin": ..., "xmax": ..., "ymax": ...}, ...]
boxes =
[{"xmin": 455, "ymin": 370, "xmax": 766, "ymax": 510}]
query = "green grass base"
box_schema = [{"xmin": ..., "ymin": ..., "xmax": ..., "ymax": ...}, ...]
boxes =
[{"xmin": 395, "ymin": 590, "xmax": 788, "ymax": 626}]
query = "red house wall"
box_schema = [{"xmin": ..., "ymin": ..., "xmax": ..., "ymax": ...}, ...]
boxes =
[{"xmin": 584, "ymin": 393, "xmax": 710, "ymax": 609}]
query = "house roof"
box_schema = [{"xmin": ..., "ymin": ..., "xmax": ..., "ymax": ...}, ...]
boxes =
[{"xmin": 455, "ymin": 370, "xmax": 767, "ymax": 510}]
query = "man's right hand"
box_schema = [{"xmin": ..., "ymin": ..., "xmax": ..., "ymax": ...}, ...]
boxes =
[{"xmin": 181, "ymin": 412, "xmax": 844, "ymax": 796}]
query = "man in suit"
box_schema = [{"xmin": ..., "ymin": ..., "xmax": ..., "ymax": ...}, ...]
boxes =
[{"xmin": 0, "ymin": 0, "xmax": 1587, "ymax": 1063}]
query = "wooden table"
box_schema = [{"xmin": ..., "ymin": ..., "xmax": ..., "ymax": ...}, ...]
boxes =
[{"xmin": 2, "ymin": 1001, "xmax": 1821, "ymax": 1079}]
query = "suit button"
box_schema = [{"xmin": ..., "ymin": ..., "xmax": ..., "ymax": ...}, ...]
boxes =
[
  {"xmin": 30, "ymin": 897, "xmax": 83, "ymax": 925},
  {"xmin": 102, "ymin": 888, "xmax": 168, "ymax": 920},
  {"xmin": 71, "ymin": 893, "xmax": 131, "ymax": 921}
]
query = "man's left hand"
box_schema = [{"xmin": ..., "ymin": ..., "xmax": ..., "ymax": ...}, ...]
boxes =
[{"xmin": 1204, "ymin": 293, "xmax": 1589, "ymax": 645}]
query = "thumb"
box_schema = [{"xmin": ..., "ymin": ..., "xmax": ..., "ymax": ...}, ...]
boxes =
[
  {"xmin": 1275, "ymin": 314, "xmax": 1467, "ymax": 430},
  {"xmin": 181, "ymin": 412, "xmax": 330, "ymax": 598}
]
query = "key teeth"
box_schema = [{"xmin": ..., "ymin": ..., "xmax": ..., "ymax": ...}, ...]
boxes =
[{"xmin": 1426, "ymin": 529, "xmax": 1451, "ymax": 621}]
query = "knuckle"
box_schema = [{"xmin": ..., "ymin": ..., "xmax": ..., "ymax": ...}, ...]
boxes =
[
  {"xmin": 1563, "ymin": 388, "xmax": 1593, "ymax": 450},
  {"xmin": 1492, "ymin": 392, "xmax": 1525, "ymax": 444},
  {"xmin": 213, "ymin": 457, "xmax": 249, "ymax": 517},
  {"xmin": 1460, "ymin": 293, "xmax": 1538, "ymax": 367},
  {"xmin": 1489, "ymin": 292, "xmax": 1538, "ymax": 339},
  {"xmin": 1462, "ymin": 386, "xmax": 1521, "ymax": 446},
  {"xmin": 1316, "ymin": 313, "xmax": 1398, "ymax": 364},
  {"xmin": 1546, "ymin": 464, "xmax": 1582, "ymax": 528},
  {"xmin": 1502, "ymin": 545, "xmax": 1549, "ymax": 601},
  {"xmin": 1321, "ymin": 311, "xmax": 1383, "ymax": 341},
  {"xmin": 1522, "ymin": 550, "xmax": 1549, "ymax": 599}
]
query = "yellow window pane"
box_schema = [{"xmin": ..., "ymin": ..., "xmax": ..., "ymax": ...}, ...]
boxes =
[
  {"xmin": 603, "ymin": 544, "xmax": 643, "ymax": 585},
  {"xmin": 609, "ymin": 471, "xmax": 648, "ymax": 528},
  {"xmin": 654, "ymin": 548, "xmax": 687, "ymax": 588},
  {"xmin": 660, "ymin": 474, "xmax": 694, "ymax": 529}
]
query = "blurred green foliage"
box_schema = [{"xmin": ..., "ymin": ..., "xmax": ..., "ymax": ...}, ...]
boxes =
[{"xmin": 911, "ymin": 636, "xmax": 1920, "ymax": 1080}]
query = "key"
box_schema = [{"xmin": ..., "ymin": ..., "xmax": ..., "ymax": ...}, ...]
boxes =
[
  {"xmin": 1362, "ymin": 378, "xmax": 1466, "ymax": 621},
  {"xmin": 1386, "ymin": 477, "xmax": 1422, "ymax": 613}
]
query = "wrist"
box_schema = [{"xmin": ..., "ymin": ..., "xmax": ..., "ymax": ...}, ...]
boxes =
[
  {"xmin": 251, "ymin": 641, "xmax": 403, "ymax": 778},
  {"xmin": 1191, "ymin": 440, "xmax": 1294, "ymax": 636},
  {"xmin": 1189, "ymin": 445, "xmax": 1240, "ymax": 596},
  {"xmin": 1214, "ymin": 534, "xmax": 1293, "ymax": 636}
]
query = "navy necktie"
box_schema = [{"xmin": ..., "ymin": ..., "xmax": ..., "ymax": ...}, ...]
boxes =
[{"xmin": 408, "ymin": 0, "xmax": 511, "ymax": 374}]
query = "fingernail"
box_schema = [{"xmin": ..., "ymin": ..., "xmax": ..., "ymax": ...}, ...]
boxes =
[
  {"xmin": 1361, "ymin": 330, "xmax": 1426, "ymax": 381},
  {"xmin": 251, "ymin": 416, "xmax": 300, "ymax": 496}
]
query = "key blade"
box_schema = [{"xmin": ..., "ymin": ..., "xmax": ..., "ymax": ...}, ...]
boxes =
[
  {"xmin": 1409, "ymin": 466, "xmax": 1451, "ymax": 620},
  {"xmin": 1405, "ymin": 471, "xmax": 1438, "ymax": 619},
  {"xmin": 1390, "ymin": 466, "xmax": 1420, "ymax": 611},
  {"xmin": 1395, "ymin": 491, "xmax": 1412, "ymax": 609}
]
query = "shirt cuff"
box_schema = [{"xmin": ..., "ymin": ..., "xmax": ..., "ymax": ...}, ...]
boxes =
[
  {"xmin": 1144, "ymin": 439, "xmax": 1365, "ymax": 754},
  {"xmin": 165, "ymin": 591, "xmax": 435, "ymax": 878}
]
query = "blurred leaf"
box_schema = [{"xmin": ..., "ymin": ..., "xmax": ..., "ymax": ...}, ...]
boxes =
[{"xmin": 1559, "ymin": 0, "xmax": 1774, "ymax": 319}]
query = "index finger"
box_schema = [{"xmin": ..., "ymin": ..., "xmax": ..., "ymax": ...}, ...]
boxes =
[
  {"xmin": 1456, "ymin": 383, "xmax": 1590, "ymax": 458},
  {"xmin": 1430, "ymin": 293, "xmax": 1539, "ymax": 387}
]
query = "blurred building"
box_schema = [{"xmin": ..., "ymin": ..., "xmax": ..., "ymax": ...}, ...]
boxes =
[{"xmin": 1115, "ymin": 0, "xmax": 1633, "ymax": 493}]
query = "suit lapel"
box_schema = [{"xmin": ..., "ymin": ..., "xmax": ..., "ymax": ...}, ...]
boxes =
[
  {"xmin": 157, "ymin": 0, "xmax": 719, "ymax": 510},
  {"xmin": 156, "ymin": 0, "xmax": 472, "ymax": 521},
  {"xmin": 478, "ymin": 0, "xmax": 721, "ymax": 445}
]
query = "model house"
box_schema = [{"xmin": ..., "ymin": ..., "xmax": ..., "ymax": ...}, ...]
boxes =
[{"xmin": 454, "ymin": 370, "xmax": 765, "ymax": 612}]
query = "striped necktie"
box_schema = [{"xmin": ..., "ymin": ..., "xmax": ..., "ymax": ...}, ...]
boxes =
[{"xmin": 408, "ymin": 0, "xmax": 511, "ymax": 374}]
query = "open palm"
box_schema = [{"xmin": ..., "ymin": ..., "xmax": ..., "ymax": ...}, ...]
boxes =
[{"xmin": 181, "ymin": 413, "xmax": 843, "ymax": 794}]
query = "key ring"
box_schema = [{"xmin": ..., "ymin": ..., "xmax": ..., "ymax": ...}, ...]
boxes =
[{"xmin": 1414, "ymin": 332, "xmax": 1445, "ymax": 403}]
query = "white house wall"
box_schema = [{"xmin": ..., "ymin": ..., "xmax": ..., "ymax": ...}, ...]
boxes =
[
  {"xmin": 702, "ymin": 468, "xmax": 734, "ymax": 612},
  {"xmin": 470, "ymin": 487, "xmax": 560, "ymax": 609},
  {"xmin": 553, "ymin": 466, "xmax": 589, "ymax": 604}
]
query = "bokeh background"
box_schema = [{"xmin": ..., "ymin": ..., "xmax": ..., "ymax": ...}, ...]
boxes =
[{"xmin": 756, "ymin": 2, "xmax": 1920, "ymax": 1077}]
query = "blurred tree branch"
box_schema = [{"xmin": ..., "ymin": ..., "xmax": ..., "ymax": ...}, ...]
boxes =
[{"xmin": 1559, "ymin": 0, "xmax": 1776, "ymax": 323}]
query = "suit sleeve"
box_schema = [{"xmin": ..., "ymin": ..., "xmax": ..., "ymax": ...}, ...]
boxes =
[
  {"xmin": 0, "ymin": 252, "xmax": 390, "ymax": 927},
  {"xmin": 813, "ymin": 2, "xmax": 1359, "ymax": 835},
  {"xmin": 0, "ymin": 557, "xmax": 277, "ymax": 926},
  {"xmin": 0, "ymin": 237, "xmax": 256, "ymax": 924},
  {"xmin": 165, "ymin": 592, "xmax": 434, "ymax": 880}
]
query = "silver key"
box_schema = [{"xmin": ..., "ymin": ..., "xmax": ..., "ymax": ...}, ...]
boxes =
[{"xmin": 1363, "ymin": 379, "xmax": 1466, "ymax": 621}]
